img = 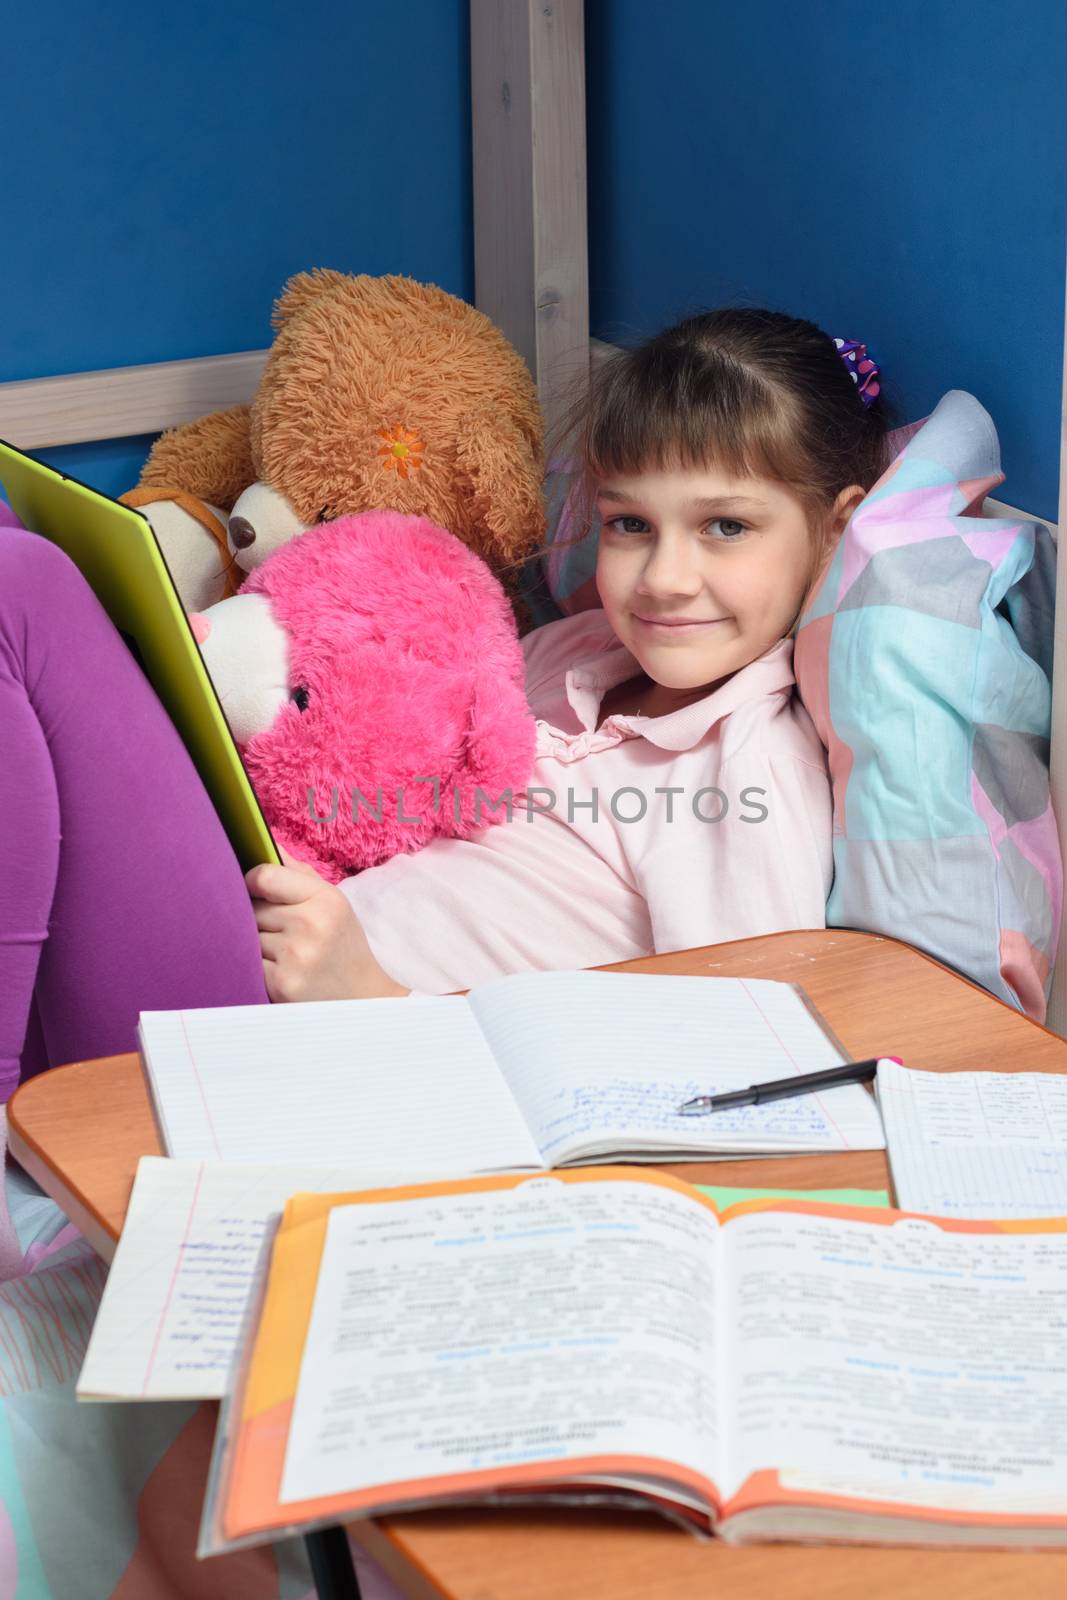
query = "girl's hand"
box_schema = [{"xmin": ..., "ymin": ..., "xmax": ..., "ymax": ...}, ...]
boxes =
[{"xmin": 245, "ymin": 846, "xmax": 410, "ymax": 1002}]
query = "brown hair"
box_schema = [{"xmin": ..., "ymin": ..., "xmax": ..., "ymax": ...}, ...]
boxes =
[{"xmin": 555, "ymin": 306, "xmax": 898, "ymax": 560}]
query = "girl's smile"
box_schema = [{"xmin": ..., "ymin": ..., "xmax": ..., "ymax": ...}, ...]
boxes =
[{"xmin": 633, "ymin": 613, "xmax": 731, "ymax": 633}]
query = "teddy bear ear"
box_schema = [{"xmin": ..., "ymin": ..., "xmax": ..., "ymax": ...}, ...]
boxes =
[
  {"xmin": 454, "ymin": 407, "xmax": 547, "ymax": 569},
  {"xmin": 271, "ymin": 268, "xmax": 353, "ymax": 331}
]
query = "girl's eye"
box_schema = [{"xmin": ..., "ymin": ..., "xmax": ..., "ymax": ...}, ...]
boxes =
[{"xmin": 604, "ymin": 514, "xmax": 749, "ymax": 540}]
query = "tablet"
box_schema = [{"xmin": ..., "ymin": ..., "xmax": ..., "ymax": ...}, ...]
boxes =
[{"xmin": 0, "ymin": 439, "xmax": 280, "ymax": 873}]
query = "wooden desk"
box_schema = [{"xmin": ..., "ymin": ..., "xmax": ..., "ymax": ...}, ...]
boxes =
[{"xmin": 10, "ymin": 929, "xmax": 1067, "ymax": 1599}]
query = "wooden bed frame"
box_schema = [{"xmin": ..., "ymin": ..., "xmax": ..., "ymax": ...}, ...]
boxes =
[{"xmin": 1, "ymin": 0, "xmax": 1065, "ymax": 1025}]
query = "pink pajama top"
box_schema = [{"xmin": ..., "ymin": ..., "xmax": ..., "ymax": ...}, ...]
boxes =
[{"xmin": 339, "ymin": 610, "xmax": 832, "ymax": 993}]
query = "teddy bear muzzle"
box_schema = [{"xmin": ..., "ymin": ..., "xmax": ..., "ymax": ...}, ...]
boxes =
[{"xmin": 227, "ymin": 481, "xmax": 308, "ymax": 571}]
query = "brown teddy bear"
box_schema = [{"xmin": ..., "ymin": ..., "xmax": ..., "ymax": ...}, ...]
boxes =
[{"xmin": 120, "ymin": 270, "xmax": 547, "ymax": 623}]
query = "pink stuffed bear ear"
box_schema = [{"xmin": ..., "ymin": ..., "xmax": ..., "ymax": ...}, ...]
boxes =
[
  {"xmin": 187, "ymin": 612, "xmax": 212, "ymax": 645},
  {"xmin": 446, "ymin": 672, "xmax": 537, "ymax": 834}
]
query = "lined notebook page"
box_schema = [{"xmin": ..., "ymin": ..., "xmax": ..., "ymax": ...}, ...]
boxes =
[
  {"xmin": 78, "ymin": 1159, "xmax": 451, "ymax": 1401},
  {"xmin": 467, "ymin": 971, "xmax": 886, "ymax": 1160},
  {"xmin": 878, "ymin": 1060, "xmax": 1067, "ymax": 1218},
  {"xmin": 137, "ymin": 998, "xmax": 543, "ymax": 1170}
]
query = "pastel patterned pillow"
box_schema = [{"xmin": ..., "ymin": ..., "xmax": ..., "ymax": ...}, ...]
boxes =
[
  {"xmin": 793, "ymin": 389, "xmax": 1061, "ymax": 1022},
  {"xmin": 541, "ymin": 459, "xmax": 602, "ymax": 616}
]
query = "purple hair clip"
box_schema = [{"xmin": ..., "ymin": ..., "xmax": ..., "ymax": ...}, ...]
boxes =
[{"xmin": 833, "ymin": 337, "xmax": 881, "ymax": 407}]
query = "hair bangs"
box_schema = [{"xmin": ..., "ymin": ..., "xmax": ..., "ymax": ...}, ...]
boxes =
[
  {"xmin": 582, "ymin": 344, "xmax": 800, "ymax": 492},
  {"xmin": 546, "ymin": 306, "xmax": 896, "ymax": 563}
]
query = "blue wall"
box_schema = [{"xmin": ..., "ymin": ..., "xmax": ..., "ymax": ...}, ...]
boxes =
[
  {"xmin": 4, "ymin": 2, "xmax": 1064, "ymax": 520},
  {"xmin": 2, "ymin": 0, "xmax": 472, "ymax": 496},
  {"xmin": 586, "ymin": 0, "xmax": 1067, "ymax": 522}
]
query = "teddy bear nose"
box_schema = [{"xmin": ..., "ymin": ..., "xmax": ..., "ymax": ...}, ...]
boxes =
[{"xmin": 229, "ymin": 515, "xmax": 257, "ymax": 550}]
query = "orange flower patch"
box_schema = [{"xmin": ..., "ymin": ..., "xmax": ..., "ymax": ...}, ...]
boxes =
[{"xmin": 376, "ymin": 424, "xmax": 425, "ymax": 479}]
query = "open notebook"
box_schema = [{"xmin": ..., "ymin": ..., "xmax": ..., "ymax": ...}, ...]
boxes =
[
  {"xmin": 137, "ymin": 969, "xmax": 887, "ymax": 1167},
  {"xmin": 200, "ymin": 1168, "xmax": 1067, "ymax": 1554},
  {"xmin": 877, "ymin": 1059, "xmax": 1067, "ymax": 1218}
]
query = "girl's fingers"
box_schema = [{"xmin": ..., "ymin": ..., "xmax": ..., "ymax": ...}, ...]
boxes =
[
  {"xmin": 256, "ymin": 932, "xmax": 287, "ymax": 963},
  {"xmin": 245, "ymin": 863, "xmax": 319, "ymax": 904},
  {"xmin": 250, "ymin": 900, "xmax": 289, "ymax": 934},
  {"xmin": 261, "ymin": 957, "xmax": 285, "ymax": 1004}
]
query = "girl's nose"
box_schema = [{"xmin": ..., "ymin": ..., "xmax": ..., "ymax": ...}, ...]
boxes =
[{"xmin": 637, "ymin": 539, "xmax": 704, "ymax": 597}]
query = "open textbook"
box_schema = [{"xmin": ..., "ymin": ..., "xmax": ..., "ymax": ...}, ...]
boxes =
[
  {"xmin": 137, "ymin": 969, "xmax": 886, "ymax": 1167},
  {"xmin": 77, "ymin": 1158, "xmax": 889, "ymax": 1402},
  {"xmin": 202, "ymin": 1168, "xmax": 1067, "ymax": 1554},
  {"xmin": 877, "ymin": 1060, "xmax": 1067, "ymax": 1218}
]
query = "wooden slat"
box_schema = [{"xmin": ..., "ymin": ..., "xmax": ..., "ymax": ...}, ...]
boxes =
[
  {"xmin": 0, "ymin": 334, "xmax": 610, "ymax": 459},
  {"xmin": 471, "ymin": 0, "xmax": 589, "ymax": 442},
  {"xmin": 471, "ymin": 1, "xmax": 536, "ymax": 372},
  {"xmin": 0, "ymin": 348, "xmax": 268, "ymax": 449},
  {"xmin": 528, "ymin": 0, "xmax": 590, "ymax": 439}
]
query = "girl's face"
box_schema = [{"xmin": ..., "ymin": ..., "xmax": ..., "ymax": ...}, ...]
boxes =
[{"xmin": 594, "ymin": 464, "xmax": 862, "ymax": 708}]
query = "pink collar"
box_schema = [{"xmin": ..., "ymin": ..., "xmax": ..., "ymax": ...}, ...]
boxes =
[{"xmin": 562, "ymin": 613, "xmax": 796, "ymax": 751}]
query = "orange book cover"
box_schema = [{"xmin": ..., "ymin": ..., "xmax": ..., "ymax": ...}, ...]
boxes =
[{"xmin": 199, "ymin": 1168, "xmax": 1067, "ymax": 1556}]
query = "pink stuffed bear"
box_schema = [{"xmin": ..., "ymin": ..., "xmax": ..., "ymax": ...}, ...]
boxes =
[{"xmin": 189, "ymin": 510, "xmax": 537, "ymax": 882}]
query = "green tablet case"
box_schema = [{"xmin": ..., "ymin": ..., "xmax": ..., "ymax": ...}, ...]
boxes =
[{"xmin": 0, "ymin": 441, "xmax": 280, "ymax": 873}]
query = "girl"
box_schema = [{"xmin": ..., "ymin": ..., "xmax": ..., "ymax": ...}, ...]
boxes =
[
  {"xmin": 244, "ymin": 307, "xmax": 894, "ymax": 1003},
  {"xmin": 1, "ymin": 307, "xmax": 893, "ymax": 1084},
  {"xmin": 0, "ymin": 305, "xmax": 893, "ymax": 1598}
]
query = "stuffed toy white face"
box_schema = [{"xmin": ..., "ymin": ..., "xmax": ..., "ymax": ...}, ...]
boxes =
[
  {"xmin": 226, "ymin": 482, "xmax": 309, "ymax": 576},
  {"xmin": 189, "ymin": 594, "xmax": 291, "ymax": 746}
]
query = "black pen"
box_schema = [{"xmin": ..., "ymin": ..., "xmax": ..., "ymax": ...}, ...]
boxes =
[{"xmin": 677, "ymin": 1056, "xmax": 901, "ymax": 1116}]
